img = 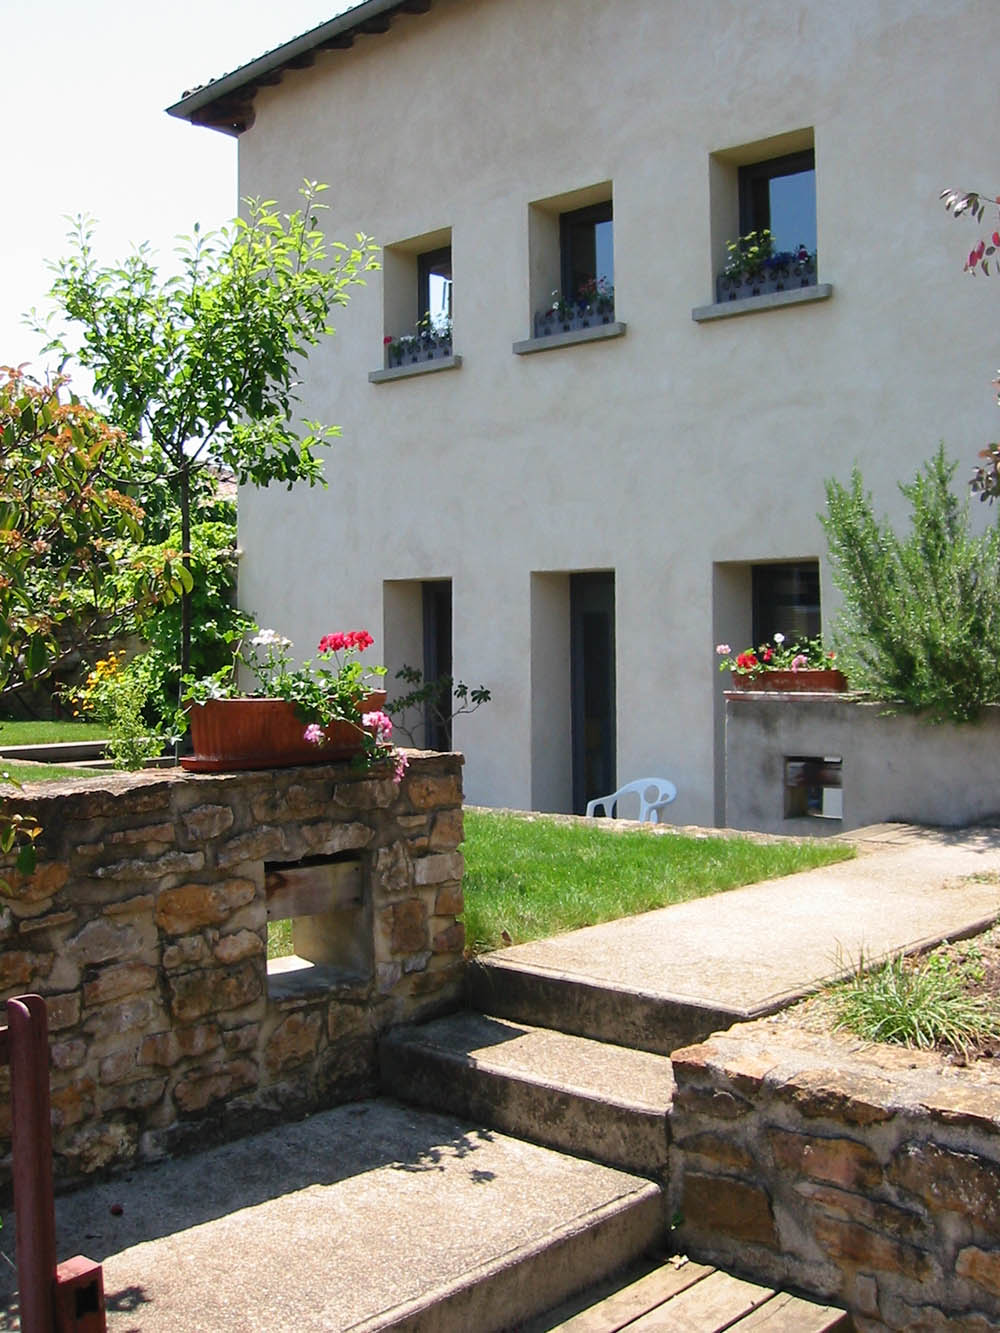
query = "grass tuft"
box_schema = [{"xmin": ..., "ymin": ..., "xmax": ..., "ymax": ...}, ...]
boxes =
[{"xmin": 830, "ymin": 949, "xmax": 1000, "ymax": 1057}]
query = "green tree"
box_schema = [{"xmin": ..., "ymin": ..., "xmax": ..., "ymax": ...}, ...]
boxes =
[
  {"xmin": 821, "ymin": 447, "xmax": 1000, "ymax": 722},
  {"xmin": 39, "ymin": 181, "xmax": 378, "ymax": 684},
  {"xmin": 0, "ymin": 365, "xmax": 184, "ymax": 707}
]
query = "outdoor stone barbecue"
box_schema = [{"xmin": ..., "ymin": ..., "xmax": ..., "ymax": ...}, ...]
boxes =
[{"xmin": 0, "ymin": 752, "xmax": 465, "ymax": 1190}]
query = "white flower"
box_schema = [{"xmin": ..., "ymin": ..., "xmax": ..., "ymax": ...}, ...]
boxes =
[
  {"xmin": 773, "ymin": 632, "xmax": 785, "ymax": 644},
  {"xmin": 251, "ymin": 629, "xmax": 291, "ymax": 649}
]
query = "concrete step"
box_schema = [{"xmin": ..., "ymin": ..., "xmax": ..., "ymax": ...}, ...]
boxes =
[
  {"xmin": 524, "ymin": 1255, "xmax": 853, "ymax": 1332},
  {"xmin": 5, "ymin": 1099, "xmax": 666, "ymax": 1333},
  {"xmin": 466, "ymin": 955, "xmax": 743, "ymax": 1055},
  {"xmin": 381, "ymin": 1012, "xmax": 673, "ymax": 1177}
]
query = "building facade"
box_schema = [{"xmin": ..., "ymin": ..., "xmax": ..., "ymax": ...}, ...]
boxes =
[{"xmin": 171, "ymin": 0, "xmax": 999, "ymax": 826}]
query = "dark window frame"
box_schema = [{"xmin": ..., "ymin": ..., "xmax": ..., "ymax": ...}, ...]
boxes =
[
  {"xmin": 560, "ymin": 201, "xmax": 613, "ymax": 302},
  {"xmin": 417, "ymin": 246, "xmax": 453, "ymax": 324},
  {"xmin": 738, "ymin": 149, "xmax": 815, "ymax": 240},
  {"xmin": 752, "ymin": 560, "xmax": 820, "ymax": 646}
]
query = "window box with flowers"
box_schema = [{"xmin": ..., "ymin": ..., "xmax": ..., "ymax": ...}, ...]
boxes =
[
  {"xmin": 182, "ymin": 628, "xmax": 407, "ymax": 780},
  {"xmin": 534, "ymin": 279, "xmax": 616, "ymax": 338},
  {"xmin": 384, "ymin": 313, "xmax": 453, "ymax": 369},
  {"xmin": 716, "ymin": 634, "xmax": 846, "ymax": 693},
  {"xmin": 716, "ymin": 230, "xmax": 818, "ymax": 304}
]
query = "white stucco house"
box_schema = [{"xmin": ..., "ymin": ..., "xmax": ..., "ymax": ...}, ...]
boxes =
[{"xmin": 169, "ymin": 0, "xmax": 999, "ymax": 827}]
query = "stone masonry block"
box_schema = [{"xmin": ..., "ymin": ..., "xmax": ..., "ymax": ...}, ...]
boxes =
[
  {"xmin": 155, "ymin": 879, "xmax": 256, "ymax": 935},
  {"xmin": 66, "ymin": 919, "xmax": 142, "ymax": 966},
  {"xmin": 888, "ymin": 1142, "xmax": 1000, "ymax": 1234},
  {"xmin": 413, "ymin": 851, "xmax": 464, "ymax": 886},
  {"xmin": 140, "ymin": 1024, "xmax": 221, "ymax": 1067},
  {"xmin": 95, "ymin": 850, "xmax": 205, "ymax": 881},
  {"xmin": 167, "ymin": 960, "xmax": 264, "ymax": 1022},
  {"xmin": 389, "ymin": 899, "xmax": 428, "ymax": 954},
  {"xmin": 767, "ymin": 1127, "xmax": 883, "ymax": 1192},
  {"xmin": 812, "ymin": 1214, "xmax": 932, "ymax": 1282},
  {"xmin": 404, "ymin": 774, "xmax": 462, "ymax": 811},
  {"xmin": 434, "ymin": 883, "xmax": 463, "ymax": 917},
  {"xmin": 956, "ymin": 1246, "xmax": 1000, "ymax": 1299},
  {"xmin": 264, "ymin": 1011, "xmax": 322, "ymax": 1077},
  {"xmin": 173, "ymin": 1058, "xmax": 258, "ymax": 1113},
  {"xmin": 429, "ymin": 807, "xmax": 464, "ymax": 851},
  {"xmin": 181, "ymin": 804, "xmax": 234, "ymax": 842},
  {"xmin": 216, "ymin": 826, "xmax": 286, "ymax": 869},
  {"xmin": 83, "ymin": 962, "xmax": 157, "ymax": 1007},
  {"xmin": 682, "ymin": 1171, "xmax": 779, "ymax": 1249}
]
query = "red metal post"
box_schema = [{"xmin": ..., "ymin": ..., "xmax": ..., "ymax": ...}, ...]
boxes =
[{"xmin": 8, "ymin": 995, "xmax": 57, "ymax": 1333}]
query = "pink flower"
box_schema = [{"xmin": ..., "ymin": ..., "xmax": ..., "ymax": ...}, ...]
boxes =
[
  {"xmin": 790, "ymin": 654, "xmax": 808, "ymax": 671},
  {"xmin": 303, "ymin": 723, "xmax": 325, "ymax": 745},
  {"xmin": 393, "ymin": 751, "xmax": 409, "ymax": 785},
  {"xmin": 363, "ymin": 710, "xmax": 393, "ymax": 741},
  {"xmin": 715, "ymin": 643, "xmax": 731, "ymax": 655}
]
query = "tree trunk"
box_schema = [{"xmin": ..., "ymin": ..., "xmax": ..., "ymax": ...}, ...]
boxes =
[{"xmin": 179, "ymin": 465, "xmax": 192, "ymax": 685}]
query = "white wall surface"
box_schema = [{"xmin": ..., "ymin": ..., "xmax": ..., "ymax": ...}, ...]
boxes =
[{"xmin": 231, "ymin": 0, "xmax": 1000, "ymax": 824}]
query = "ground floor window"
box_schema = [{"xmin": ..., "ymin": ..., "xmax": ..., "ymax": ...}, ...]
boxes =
[{"xmin": 752, "ymin": 561, "xmax": 820, "ymax": 644}]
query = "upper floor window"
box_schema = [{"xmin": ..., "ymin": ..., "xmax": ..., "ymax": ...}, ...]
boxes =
[
  {"xmin": 381, "ymin": 228, "xmax": 454, "ymax": 371},
  {"xmin": 418, "ymin": 246, "xmax": 453, "ymax": 335},
  {"xmin": 560, "ymin": 202, "xmax": 614, "ymax": 304},
  {"xmin": 709, "ymin": 133, "xmax": 819, "ymax": 305},
  {"xmin": 739, "ymin": 150, "xmax": 816, "ymax": 256}
]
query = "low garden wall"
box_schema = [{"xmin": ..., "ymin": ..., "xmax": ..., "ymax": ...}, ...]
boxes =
[
  {"xmin": 670, "ymin": 1019, "xmax": 1000, "ymax": 1330},
  {"xmin": 0, "ymin": 753, "xmax": 465, "ymax": 1190},
  {"xmin": 725, "ymin": 695, "xmax": 1000, "ymax": 834}
]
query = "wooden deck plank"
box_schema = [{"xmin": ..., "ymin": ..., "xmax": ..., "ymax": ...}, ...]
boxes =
[
  {"xmin": 731, "ymin": 1290, "xmax": 852, "ymax": 1331},
  {"xmin": 545, "ymin": 1260, "xmax": 714, "ymax": 1331},
  {"xmin": 625, "ymin": 1270, "xmax": 775, "ymax": 1331}
]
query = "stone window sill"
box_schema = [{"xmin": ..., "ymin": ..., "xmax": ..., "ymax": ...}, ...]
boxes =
[
  {"xmin": 692, "ymin": 284, "xmax": 833, "ymax": 323},
  {"xmin": 513, "ymin": 322, "xmax": 627, "ymax": 356},
  {"xmin": 369, "ymin": 355, "xmax": 462, "ymax": 384}
]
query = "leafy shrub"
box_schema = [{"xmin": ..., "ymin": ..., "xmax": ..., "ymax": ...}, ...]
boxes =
[{"xmin": 821, "ymin": 447, "xmax": 1000, "ymax": 721}]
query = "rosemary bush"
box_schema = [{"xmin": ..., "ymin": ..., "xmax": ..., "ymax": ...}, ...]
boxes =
[{"xmin": 821, "ymin": 447, "xmax": 1000, "ymax": 721}]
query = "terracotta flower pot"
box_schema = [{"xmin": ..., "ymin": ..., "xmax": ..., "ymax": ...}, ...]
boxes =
[
  {"xmin": 181, "ymin": 690, "xmax": 388, "ymax": 772},
  {"xmin": 729, "ymin": 669, "xmax": 847, "ymax": 693}
]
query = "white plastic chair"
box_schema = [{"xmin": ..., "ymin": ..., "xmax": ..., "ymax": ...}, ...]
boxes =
[{"xmin": 585, "ymin": 777, "xmax": 678, "ymax": 824}]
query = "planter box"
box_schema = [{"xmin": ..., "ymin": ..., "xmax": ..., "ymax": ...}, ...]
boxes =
[
  {"xmin": 716, "ymin": 260, "xmax": 817, "ymax": 304},
  {"xmin": 183, "ymin": 690, "xmax": 386, "ymax": 772},
  {"xmin": 534, "ymin": 307, "xmax": 616, "ymax": 339},
  {"xmin": 387, "ymin": 341, "xmax": 452, "ymax": 369},
  {"xmin": 729, "ymin": 669, "xmax": 847, "ymax": 693}
]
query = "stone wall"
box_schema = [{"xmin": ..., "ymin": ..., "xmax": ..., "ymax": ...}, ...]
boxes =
[
  {"xmin": 725, "ymin": 695, "xmax": 1000, "ymax": 835},
  {"xmin": 0, "ymin": 753, "xmax": 465, "ymax": 1190},
  {"xmin": 670, "ymin": 1019, "xmax": 1000, "ymax": 1330}
]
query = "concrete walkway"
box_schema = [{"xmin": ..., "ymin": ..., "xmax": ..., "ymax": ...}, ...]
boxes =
[
  {"xmin": 480, "ymin": 821, "xmax": 1000, "ymax": 1020},
  {"xmin": 4, "ymin": 821, "xmax": 1000, "ymax": 1330}
]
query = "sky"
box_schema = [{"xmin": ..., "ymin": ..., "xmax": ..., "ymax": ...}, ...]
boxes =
[{"xmin": 1, "ymin": 0, "xmax": 353, "ymax": 382}]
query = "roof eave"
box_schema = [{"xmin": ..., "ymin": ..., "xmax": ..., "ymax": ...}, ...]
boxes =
[{"xmin": 166, "ymin": 0, "xmax": 433, "ymax": 137}]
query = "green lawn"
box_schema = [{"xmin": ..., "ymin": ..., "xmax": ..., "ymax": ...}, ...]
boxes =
[
  {"xmin": 0, "ymin": 720, "xmax": 106, "ymax": 745},
  {"xmin": 461, "ymin": 810, "xmax": 853, "ymax": 953},
  {"xmin": 266, "ymin": 808, "xmax": 854, "ymax": 960}
]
